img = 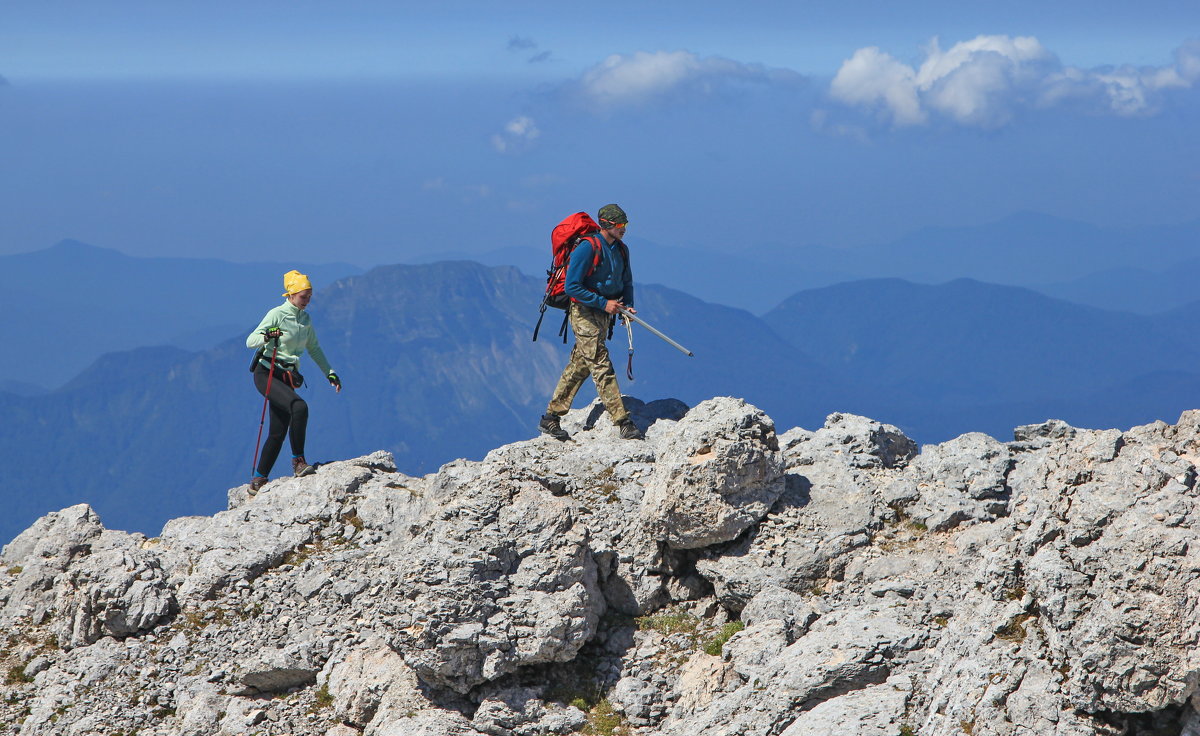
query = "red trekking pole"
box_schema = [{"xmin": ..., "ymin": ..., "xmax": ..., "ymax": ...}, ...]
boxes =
[{"xmin": 251, "ymin": 341, "xmax": 279, "ymax": 475}]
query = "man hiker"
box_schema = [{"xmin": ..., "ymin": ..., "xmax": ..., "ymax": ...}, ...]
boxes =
[{"xmin": 539, "ymin": 203, "xmax": 644, "ymax": 441}]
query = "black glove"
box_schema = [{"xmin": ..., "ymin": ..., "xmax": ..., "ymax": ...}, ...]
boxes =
[
  {"xmin": 263, "ymin": 327, "xmax": 283, "ymax": 340},
  {"xmin": 328, "ymin": 372, "xmax": 341, "ymax": 389}
]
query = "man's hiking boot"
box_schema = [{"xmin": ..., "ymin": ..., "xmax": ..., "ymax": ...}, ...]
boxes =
[
  {"xmin": 249, "ymin": 476, "xmax": 268, "ymax": 495},
  {"xmin": 292, "ymin": 456, "xmax": 316, "ymax": 477},
  {"xmin": 618, "ymin": 419, "xmax": 644, "ymax": 440},
  {"xmin": 539, "ymin": 414, "xmax": 570, "ymax": 441}
]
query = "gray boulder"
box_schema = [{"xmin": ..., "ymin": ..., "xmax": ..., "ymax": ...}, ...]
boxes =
[
  {"xmin": 0, "ymin": 506, "xmax": 174, "ymax": 647},
  {"xmin": 388, "ymin": 474, "xmax": 602, "ymax": 693},
  {"xmin": 641, "ymin": 397, "xmax": 786, "ymax": 550},
  {"xmin": 6, "ymin": 402, "xmax": 1200, "ymax": 736},
  {"xmin": 786, "ymin": 412, "xmax": 917, "ymax": 469}
]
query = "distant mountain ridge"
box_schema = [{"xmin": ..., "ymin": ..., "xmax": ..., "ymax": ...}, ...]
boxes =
[
  {"xmin": 416, "ymin": 211, "xmax": 1200, "ymax": 316},
  {"xmin": 836, "ymin": 211, "xmax": 1200, "ymax": 285},
  {"xmin": 408, "ymin": 237, "xmax": 856, "ymax": 316},
  {"xmin": 1036, "ymin": 257, "xmax": 1200, "ymax": 315},
  {"xmin": 0, "ymin": 261, "xmax": 837, "ymax": 542},
  {"xmin": 762, "ymin": 277, "xmax": 1200, "ymax": 438},
  {"xmin": 764, "ymin": 277, "xmax": 1197, "ymax": 402},
  {"xmin": 3, "ymin": 259, "xmax": 1200, "ymax": 544},
  {"xmin": 0, "ymin": 240, "xmax": 362, "ymax": 388}
]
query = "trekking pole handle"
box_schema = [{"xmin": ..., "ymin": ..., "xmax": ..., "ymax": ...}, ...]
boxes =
[{"xmin": 617, "ymin": 307, "xmax": 694, "ymax": 357}]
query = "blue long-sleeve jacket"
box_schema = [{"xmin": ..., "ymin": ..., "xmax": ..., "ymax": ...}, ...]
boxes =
[{"xmin": 563, "ymin": 234, "xmax": 633, "ymax": 311}]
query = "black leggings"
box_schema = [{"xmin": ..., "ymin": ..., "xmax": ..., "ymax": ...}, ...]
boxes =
[{"xmin": 254, "ymin": 363, "xmax": 308, "ymax": 476}]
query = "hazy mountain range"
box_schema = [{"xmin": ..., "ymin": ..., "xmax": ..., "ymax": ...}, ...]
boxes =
[
  {"xmin": 6, "ymin": 209, "xmax": 1198, "ymax": 393},
  {"xmin": 418, "ymin": 211, "xmax": 1200, "ymax": 315},
  {"xmin": 4, "ymin": 249, "xmax": 1200, "ymax": 543},
  {"xmin": 0, "ymin": 240, "xmax": 361, "ymax": 390}
]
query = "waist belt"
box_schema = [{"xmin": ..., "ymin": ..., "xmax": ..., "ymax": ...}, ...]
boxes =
[{"xmin": 258, "ymin": 358, "xmax": 297, "ymax": 371}]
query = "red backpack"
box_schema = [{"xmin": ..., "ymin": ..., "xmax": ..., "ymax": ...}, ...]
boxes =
[{"xmin": 533, "ymin": 212, "xmax": 607, "ymax": 342}]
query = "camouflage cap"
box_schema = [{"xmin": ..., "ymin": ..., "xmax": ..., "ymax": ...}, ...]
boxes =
[{"xmin": 597, "ymin": 203, "xmax": 628, "ymax": 227}]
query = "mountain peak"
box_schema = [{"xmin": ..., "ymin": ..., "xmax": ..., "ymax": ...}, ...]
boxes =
[
  {"xmin": 3, "ymin": 397, "xmax": 1199, "ymax": 735},
  {"xmin": 46, "ymin": 239, "xmax": 127, "ymax": 258}
]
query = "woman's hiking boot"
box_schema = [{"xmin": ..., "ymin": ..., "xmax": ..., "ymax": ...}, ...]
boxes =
[
  {"xmin": 538, "ymin": 414, "xmax": 570, "ymax": 441},
  {"xmin": 292, "ymin": 456, "xmax": 316, "ymax": 477},
  {"xmin": 249, "ymin": 476, "xmax": 268, "ymax": 495},
  {"xmin": 619, "ymin": 419, "xmax": 644, "ymax": 440}
]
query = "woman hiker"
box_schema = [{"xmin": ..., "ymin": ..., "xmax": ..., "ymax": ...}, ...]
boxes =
[{"xmin": 246, "ymin": 269, "xmax": 342, "ymax": 494}]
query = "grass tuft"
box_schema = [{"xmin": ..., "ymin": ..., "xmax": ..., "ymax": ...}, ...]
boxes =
[
  {"xmin": 582, "ymin": 698, "xmax": 629, "ymax": 736},
  {"xmin": 5, "ymin": 664, "xmax": 33, "ymax": 685},
  {"xmin": 702, "ymin": 622, "xmax": 745, "ymax": 656}
]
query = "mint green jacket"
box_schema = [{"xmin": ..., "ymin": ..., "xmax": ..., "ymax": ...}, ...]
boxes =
[{"xmin": 246, "ymin": 301, "xmax": 334, "ymax": 377}]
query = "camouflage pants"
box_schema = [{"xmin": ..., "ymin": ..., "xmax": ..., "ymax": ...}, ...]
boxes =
[{"xmin": 546, "ymin": 303, "xmax": 629, "ymax": 424}]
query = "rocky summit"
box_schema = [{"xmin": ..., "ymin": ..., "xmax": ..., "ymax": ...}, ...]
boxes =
[{"xmin": 2, "ymin": 397, "xmax": 1200, "ymax": 736}]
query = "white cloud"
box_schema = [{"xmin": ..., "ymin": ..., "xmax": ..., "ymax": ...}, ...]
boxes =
[
  {"xmin": 831, "ymin": 35, "xmax": 1200, "ymax": 128},
  {"xmin": 1176, "ymin": 41, "xmax": 1200, "ymax": 82},
  {"xmin": 491, "ymin": 115, "xmax": 540, "ymax": 154},
  {"xmin": 577, "ymin": 50, "xmax": 800, "ymax": 105},
  {"xmin": 830, "ymin": 46, "xmax": 925, "ymax": 125}
]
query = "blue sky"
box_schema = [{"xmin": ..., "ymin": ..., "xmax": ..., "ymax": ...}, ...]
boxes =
[{"xmin": 1, "ymin": 1, "xmax": 1198, "ymax": 265}]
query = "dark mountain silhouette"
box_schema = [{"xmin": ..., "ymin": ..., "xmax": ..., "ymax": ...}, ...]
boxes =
[
  {"xmin": 829, "ymin": 212, "xmax": 1200, "ymax": 285},
  {"xmin": 0, "ymin": 262, "xmax": 838, "ymax": 543},
  {"xmin": 764, "ymin": 277, "xmax": 1199, "ymax": 402},
  {"xmin": 762, "ymin": 277, "xmax": 1200, "ymax": 439},
  {"xmin": 0, "ymin": 240, "xmax": 362, "ymax": 388},
  {"xmin": 414, "ymin": 212, "xmax": 1200, "ymax": 316},
  {"xmin": 1035, "ymin": 257, "xmax": 1200, "ymax": 315},
  {"xmin": 0, "ymin": 380, "xmax": 47, "ymax": 396},
  {"xmin": 409, "ymin": 237, "xmax": 856, "ymax": 315},
  {"xmin": 5, "ymin": 263, "xmax": 1200, "ymax": 545}
]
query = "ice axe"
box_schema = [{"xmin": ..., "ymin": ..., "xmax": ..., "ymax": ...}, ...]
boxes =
[{"xmin": 617, "ymin": 306, "xmax": 694, "ymax": 357}]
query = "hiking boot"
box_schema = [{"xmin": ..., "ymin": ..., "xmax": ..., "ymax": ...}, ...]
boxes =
[
  {"xmin": 249, "ymin": 476, "xmax": 268, "ymax": 495},
  {"xmin": 539, "ymin": 414, "xmax": 570, "ymax": 441},
  {"xmin": 618, "ymin": 419, "xmax": 644, "ymax": 440},
  {"xmin": 292, "ymin": 456, "xmax": 316, "ymax": 477}
]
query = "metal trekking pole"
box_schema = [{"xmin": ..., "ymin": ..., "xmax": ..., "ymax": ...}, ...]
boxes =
[
  {"xmin": 617, "ymin": 307, "xmax": 694, "ymax": 357},
  {"xmin": 623, "ymin": 316, "xmax": 635, "ymax": 380},
  {"xmin": 251, "ymin": 340, "xmax": 279, "ymax": 475}
]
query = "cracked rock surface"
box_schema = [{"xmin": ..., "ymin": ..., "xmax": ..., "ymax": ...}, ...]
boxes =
[{"xmin": 2, "ymin": 398, "xmax": 1200, "ymax": 735}]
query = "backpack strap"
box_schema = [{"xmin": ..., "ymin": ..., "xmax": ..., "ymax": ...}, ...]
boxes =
[
  {"xmin": 558, "ymin": 310, "xmax": 570, "ymax": 343},
  {"xmin": 566, "ymin": 234, "xmax": 608, "ymax": 307},
  {"xmin": 532, "ymin": 300, "xmax": 548, "ymax": 342},
  {"xmin": 580, "ymin": 234, "xmax": 604, "ymax": 277}
]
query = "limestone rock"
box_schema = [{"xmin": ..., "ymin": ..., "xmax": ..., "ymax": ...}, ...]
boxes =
[
  {"xmin": 641, "ymin": 397, "xmax": 786, "ymax": 549},
  {"xmin": 388, "ymin": 479, "xmax": 602, "ymax": 693},
  {"xmin": 666, "ymin": 608, "xmax": 924, "ymax": 736},
  {"xmin": 4, "ymin": 401, "xmax": 1200, "ymax": 736},
  {"xmin": 1, "ymin": 504, "xmax": 105, "ymax": 625},
  {"xmin": 0, "ymin": 506, "xmax": 174, "ymax": 647},
  {"xmin": 788, "ymin": 412, "xmax": 917, "ymax": 469},
  {"xmin": 51, "ymin": 530, "xmax": 175, "ymax": 647},
  {"xmin": 894, "ymin": 431, "xmax": 1014, "ymax": 532},
  {"xmin": 740, "ymin": 585, "xmax": 818, "ymax": 643},
  {"xmin": 326, "ymin": 638, "xmax": 412, "ymax": 727},
  {"xmin": 238, "ymin": 644, "xmax": 321, "ymax": 693}
]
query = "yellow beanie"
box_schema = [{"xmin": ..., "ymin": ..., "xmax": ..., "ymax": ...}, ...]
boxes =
[{"xmin": 282, "ymin": 270, "xmax": 312, "ymax": 296}]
